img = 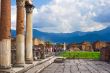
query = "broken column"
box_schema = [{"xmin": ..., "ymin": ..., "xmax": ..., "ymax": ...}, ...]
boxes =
[
  {"xmin": 0, "ymin": 0, "xmax": 11, "ymax": 69},
  {"xmin": 16, "ymin": 0, "xmax": 25, "ymax": 67},
  {"xmin": 25, "ymin": 1, "xmax": 34, "ymax": 64}
]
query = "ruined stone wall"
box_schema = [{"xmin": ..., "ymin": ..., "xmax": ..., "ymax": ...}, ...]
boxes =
[
  {"xmin": 33, "ymin": 39, "xmax": 45, "ymax": 46},
  {"xmin": 81, "ymin": 42, "xmax": 93, "ymax": 51},
  {"xmin": 93, "ymin": 41, "xmax": 107, "ymax": 51}
]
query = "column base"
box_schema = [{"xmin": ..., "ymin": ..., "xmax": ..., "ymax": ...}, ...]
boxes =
[
  {"xmin": 0, "ymin": 39, "xmax": 11, "ymax": 70},
  {"xmin": 0, "ymin": 68, "xmax": 14, "ymax": 73},
  {"xmin": 0, "ymin": 65, "xmax": 11, "ymax": 69},
  {"xmin": 26, "ymin": 60, "xmax": 33, "ymax": 64},
  {"xmin": 14, "ymin": 63, "xmax": 25, "ymax": 67}
]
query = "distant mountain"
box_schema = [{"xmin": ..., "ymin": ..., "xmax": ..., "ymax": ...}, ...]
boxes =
[{"xmin": 11, "ymin": 27, "xmax": 110, "ymax": 43}]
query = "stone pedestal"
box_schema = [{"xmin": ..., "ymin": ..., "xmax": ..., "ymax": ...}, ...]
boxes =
[
  {"xmin": 40, "ymin": 45, "xmax": 46, "ymax": 59},
  {"xmin": 25, "ymin": 1, "xmax": 34, "ymax": 64},
  {"xmin": 0, "ymin": 0, "xmax": 11, "ymax": 70},
  {"xmin": 16, "ymin": 0, "xmax": 25, "ymax": 67}
]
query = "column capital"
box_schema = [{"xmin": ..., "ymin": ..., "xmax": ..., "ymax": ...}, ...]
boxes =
[
  {"xmin": 25, "ymin": 2, "xmax": 34, "ymax": 13},
  {"xmin": 17, "ymin": 0, "xmax": 25, "ymax": 7}
]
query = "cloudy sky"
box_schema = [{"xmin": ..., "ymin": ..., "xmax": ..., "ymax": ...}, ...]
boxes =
[{"xmin": 11, "ymin": 0, "xmax": 110, "ymax": 33}]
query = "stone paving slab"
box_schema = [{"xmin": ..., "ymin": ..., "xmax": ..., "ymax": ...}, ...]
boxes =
[{"xmin": 40, "ymin": 59, "xmax": 110, "ymax": 73}]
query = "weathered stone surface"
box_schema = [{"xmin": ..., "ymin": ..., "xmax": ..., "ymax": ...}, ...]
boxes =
[
  {"xmin": 16, "ymin": 0, "xmax": 25, "ymax": 35},
  {"xmin": 0, "ymin": 39, "xmax": 11, "ymax": 69},
  {"xmin": 1, "ymin": 0, "xmax": 11, "ymax": 40},
  {"xmin": 24, "ymin": 57, "xmax": 56, "ymax": 73},
  {"xmin": 10, "ymin": 56, "xmax": 55, "ymax": 73},
  {"xmin": 16, "ymin": 0, "xmax": 25, "ymax": 66},
  {"xmin": 17, "ymin": 0, "xmax": 25, "ymax": 7},
  {"xmin": 25, "ymin": 1, "xmax": 34, "ymax": 64},
  {"xmin": 54, "ymin": 58, "xmax": 65, "ymax": 63},
  {"xmin": 0, "ymin": 0, "xmax": 11, "ymax": 70},
  {"xmin": 0, "ymin": 0, "xmax": 1, "ymax": 41},
  {"xmin": 40, "ymin": 59, "xmax": 110, "ymax": 73},
  {"xmin": 16, "ymin": 34, "xmax": 25, "ymax": 67}
]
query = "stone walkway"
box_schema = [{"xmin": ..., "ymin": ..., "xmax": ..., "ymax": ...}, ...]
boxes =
[{"xmin": 40, "ymin": 59, "xmax": 110, "ymax": 73}]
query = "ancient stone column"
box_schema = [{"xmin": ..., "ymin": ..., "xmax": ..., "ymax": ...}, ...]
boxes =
[
  {"xmin": 0, "ymin": 0, "xmax": 11, "ymax": 69},
  {"xmin": 63, "ymin": 43, "xmax": 66, "ymax": 51},
  {"xmin": 16, "ymin": 0, "xmax": 25, "ymax": 67},
  {"xmin": 0, "ymin": 0, "xmax": 1, "ymax": 38},
  {"xmin": 25, "ymin": 1, "xmax": 34, "ymax": 64}
]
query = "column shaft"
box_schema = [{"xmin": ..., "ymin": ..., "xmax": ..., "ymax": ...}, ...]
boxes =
[
  {"xmin": 25, "ymin": 1, "xmax": 34, "ymax": 64},
  {"xmin": 0, "ymin": 0, "xmax": 1, "ymax": 40},
  {"xmin": 0, "ymin": 0, "xmax": 11, "ymax": 69},
  {"xmin": 25, "ymin": 12, "xmax": 33, "ymax": 63},
  {"xmin": 16, "ymin": 0, "xmax": 25, "ymax": 67}
]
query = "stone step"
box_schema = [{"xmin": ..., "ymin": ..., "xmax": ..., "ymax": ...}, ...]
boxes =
[
  {"xmin": 24, "ymin": 57, "xmax": 56, "ymax": 73},
  {"xmin": 11, "ymin": 56, "xmax": 56, "ymax": 73}
]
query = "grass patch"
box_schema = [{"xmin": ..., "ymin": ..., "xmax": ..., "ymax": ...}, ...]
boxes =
[{"xmin": 59, "ymin": 51, "xmax": 100, "ymax": 60}]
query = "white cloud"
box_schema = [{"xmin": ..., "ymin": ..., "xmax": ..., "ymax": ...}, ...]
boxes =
[
  {"xmin": 11, "ymin": 0, "xmax": 110, "ymax": 33},
  {"xmin": 11, "ymin": 6, "xmax": 16, "ymax": 30}
]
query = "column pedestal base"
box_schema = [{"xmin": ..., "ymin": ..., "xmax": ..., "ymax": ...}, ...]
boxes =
[
  {"xmin": 0, "ymin": 65, "xmax": 11, "ymax": 69},
  {"xmin": 14, "ymin": 64, "xmax": 25, "ymax": 67},
  {"xmin": 26, "ymin": 60, "xmax": 33, "ymax": 64},
  {"xmin": 0, "ymin": 39, "xmax": 11, "ymax": 70},
  {"xmin": 0, "ymin": 69, "xmax": 14, "ymax": 73}
]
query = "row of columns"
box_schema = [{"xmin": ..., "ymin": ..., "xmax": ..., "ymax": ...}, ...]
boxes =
[{"xmin": 0, "ymin": 0, "xmax": 34, "ymax": 70}]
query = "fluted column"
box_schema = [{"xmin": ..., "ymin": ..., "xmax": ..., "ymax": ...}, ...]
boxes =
[
  {"xmin": 25, "ymin": 1, "xmax": 34, "ymax": 64},
  {"xmin": 0, "ymin": 0, "xmax": 11, "ymax": 69},
  {"xmin": 16, "ymin": 0, "xmax": 25, "ymax": 67}
]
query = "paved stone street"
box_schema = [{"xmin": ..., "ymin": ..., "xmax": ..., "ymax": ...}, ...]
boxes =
[{"xmin": 40, "ymin": 59, "xmax": 110, "ymax": 73}]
